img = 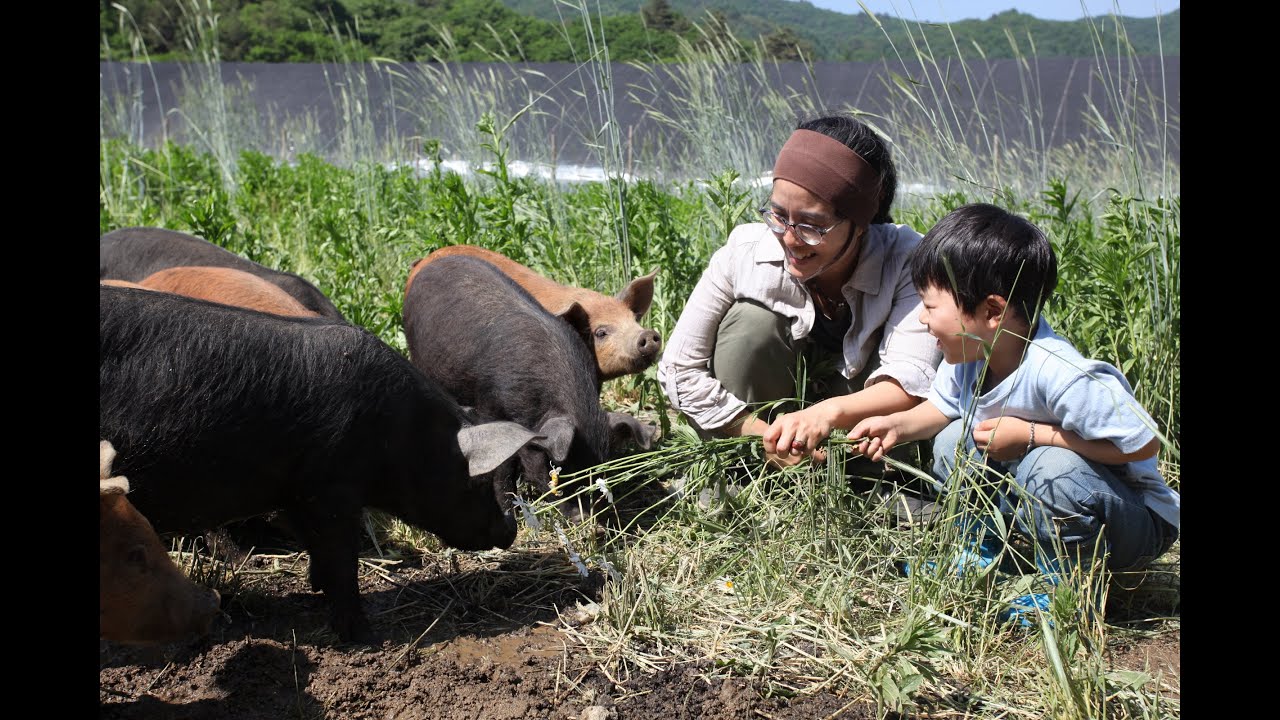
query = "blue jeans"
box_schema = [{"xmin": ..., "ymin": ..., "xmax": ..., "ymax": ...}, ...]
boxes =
[{"xmin": 932, "ymin": 418, "xmax": 1177, "ymax": 572}]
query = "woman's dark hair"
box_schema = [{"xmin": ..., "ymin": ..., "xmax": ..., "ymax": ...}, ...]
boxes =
[{"xmin": 797, "ymin": 115, "xmax": 898, "ymax": 224}]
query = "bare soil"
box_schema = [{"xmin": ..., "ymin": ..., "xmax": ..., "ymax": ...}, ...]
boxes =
[{"xmin": 99, "ymin": 526, "xmax": 1180, "ymax": 720}]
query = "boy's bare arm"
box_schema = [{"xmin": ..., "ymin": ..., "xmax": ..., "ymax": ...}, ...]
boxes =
[
  {"xmin": 850, "ymin": 402, "xmax": 951, "ymax": 462},
  {"xmin": 972, "ymin": 417, "xmax": 1160, "ymax": 464},
  {"xmin": 817, "ymin": 379, "xmax": 923, "ymax": 431},
  {"xmin": 762, "ymin": 380, "xmax": 921, "ymax": 459},
  {"xmin": 1034, "ymin": 424, "xmax": 1161, "ymax": 464}
]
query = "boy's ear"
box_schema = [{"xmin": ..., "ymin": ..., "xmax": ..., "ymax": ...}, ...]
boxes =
[{"xmin": 983, "ymin": 295, "xmax": 1009, "ymax": 325}]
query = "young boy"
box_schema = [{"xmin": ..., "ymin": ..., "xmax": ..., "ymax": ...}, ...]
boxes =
[{"xmin": 842, "ymin": 203, "xmax": 1180, "ymax": 624}]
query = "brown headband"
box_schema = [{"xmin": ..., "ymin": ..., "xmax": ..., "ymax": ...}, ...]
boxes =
[{"xmin": 771, "ymin": 129, "xmax": 882, "ymax": 229}]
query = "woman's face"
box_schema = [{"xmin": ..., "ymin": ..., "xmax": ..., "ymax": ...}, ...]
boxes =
[{"xmin": 766, "ymin": 179, "xmax": 857, "ymax": 282}]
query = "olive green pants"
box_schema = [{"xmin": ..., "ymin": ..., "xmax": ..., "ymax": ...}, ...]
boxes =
[
  {"xmin": 708, "ymin": 300, "xmax": 881, "ymax": 425},
  {"xmin": 706, "ymin": 300, "xmax": 919, "ymax": 481}
]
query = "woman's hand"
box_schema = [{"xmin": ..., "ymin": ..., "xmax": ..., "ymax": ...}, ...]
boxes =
[
  {"xmin": 763, "ymin": 407, "xmax": 834, "ymax": 460},
  {"xmin": 763, "ymin": 446, "xmax": 827, "ymax": 469}
]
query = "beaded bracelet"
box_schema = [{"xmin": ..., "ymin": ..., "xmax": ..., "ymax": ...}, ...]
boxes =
[{"xmin": 1026, "ymin": 422, "xmax": 1036, "ymax": 456}]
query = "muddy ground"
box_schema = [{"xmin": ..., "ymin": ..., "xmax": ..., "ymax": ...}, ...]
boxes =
[{"xmin": 99, "ymin": 523, "xmax": 1180, "ymax": 720}]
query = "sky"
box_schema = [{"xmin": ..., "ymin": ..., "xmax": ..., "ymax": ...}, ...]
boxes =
[{"xmin": 795, "ymin": 1, "xmax": 1179, "ymax": 22}]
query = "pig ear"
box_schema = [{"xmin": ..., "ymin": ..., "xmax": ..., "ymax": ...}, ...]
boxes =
[
  {"xmin": 531, "ymin": 415, "xmax": 577, "ymax": 464},
  {"xmin": 615, "ymin": 269, "xmax": 657, "ymax": 318},
  {"xmin": 101, "ymin": 440, "xmax": 117, "ymax": 480},
  {"xmin": 404, "ymin": 257, "xmax": 427, "ymax": 295},
  {"xmin": 457, "ymin": 421, "xmax": 542, "ymax": 476},
  {"xmin": 557, "ymin": 302, "xmax": 593, "ymax": 347},
  {"xmin": 607, "ymin": 411, "xmax": 660, "ymax": 453}
]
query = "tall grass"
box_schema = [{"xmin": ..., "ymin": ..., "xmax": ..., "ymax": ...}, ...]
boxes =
[
  {"xmin": 99, "ymin": 4, "xmax": 1179, "ymax": 209},
  {"xmin": 170, "ymin": 0, "xmax": 237, "ymax": 189},
  {"xmin": 625, "ymin": 22, "xmax": 824, "ymax": 187},
  {"xmin": 1079, "ymin": 5, "xmax": 1178, "ymax": 200},
  {"xmin": 99, "ymin": 1, "xmax": 1179, "ymax": 717},
  {"xmin": 100, "ymin": 3, "xmax": 167, "ymax": 230},
  {"xmin": 824, "ymin": 2, "xmax": 1179, "ymax": 204},
  {"xmin": 536, "ymin": 429, "xmax": 1178, "ymax": 718},
  {"xmin": 557, "ymin": 0, "xmax": 633, "ymax": 275}
]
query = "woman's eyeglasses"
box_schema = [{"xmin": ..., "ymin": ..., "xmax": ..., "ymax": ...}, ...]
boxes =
[{"xmin": 758, "ymin": 208, "xmax": 846, "ymax": 246}]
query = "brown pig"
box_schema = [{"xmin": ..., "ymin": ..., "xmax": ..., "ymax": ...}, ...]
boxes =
[
  {"xmin": 138, "ymin": 266, "xmax": 319, "ymax": 317},
  {"xmin": 100, "ymin": 226, "xmax": 346, "ymax": 321},
  {"xmin": 406, "ymin": 245, "xmax": 661, "ymax": 382},
  {"xmin": 100, "ymin": 440, "xmax": 222, "ymax": 645},
  {"xmin": 100, "ymin": 279, "xmax": 149, "ymax": 289}
]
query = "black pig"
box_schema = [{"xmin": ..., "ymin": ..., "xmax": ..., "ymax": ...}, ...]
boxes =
[{"xmin": 100, "ymin": 284, "xmax": 543, "ymax": 641}]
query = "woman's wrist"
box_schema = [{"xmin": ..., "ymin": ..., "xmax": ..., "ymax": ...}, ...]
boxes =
[{"xmin": 721, "ymin": 411, "xmax": 759, "ymax": 437}]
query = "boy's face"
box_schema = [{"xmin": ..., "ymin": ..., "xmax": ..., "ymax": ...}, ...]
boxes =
[{"xmin": 918, "ymin": 284, "xmax": 994, "ymax": 364}]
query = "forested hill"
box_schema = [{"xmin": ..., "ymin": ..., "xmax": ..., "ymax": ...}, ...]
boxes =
[
  {"xmin": 505, "ymin": 1, "xmax": 1179, "ymax": 60},
  {"xmin": 99, "ymin": 0, "xmax": 1180, "ymax": 64}
]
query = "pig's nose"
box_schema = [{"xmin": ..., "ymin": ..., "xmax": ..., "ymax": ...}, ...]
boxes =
[
  {"xmin": 638, "ymin": 330, "xmax": 662, "ymax": 357},
  {"xmin": 202, "ymin": 587, "xmax": 222, "ymax": 616},
  {"xmin": 193, "ymin": 587, "xmax": 223, "ymax": 633}
]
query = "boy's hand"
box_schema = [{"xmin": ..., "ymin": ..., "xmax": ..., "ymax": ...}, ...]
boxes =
[
  {"xmin": 849, "ymin": 416, "xmax": 898, "ymax": 462},
  {"xmin": 763, "ymin": 408, "xmax": 834, "ymax": 460},
  {"xmin": 972, "ymin": 417, "xmax": 1032, "ymax": 461}
]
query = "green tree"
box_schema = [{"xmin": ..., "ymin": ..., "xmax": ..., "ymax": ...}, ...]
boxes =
[
  {"xmin": 761, "ymin": 26, "xmax": 812, "ymax": 61},
  {"xmin": 641, "ymin": 0, "xmax": 688, "ymax": 34},
  {"xmin": 101, "ymin": 0, "xmax": 183, "ymax": 58},
  {"xmin": 235, "ymin": 0, "xmax": 356, "ymax": 62}
]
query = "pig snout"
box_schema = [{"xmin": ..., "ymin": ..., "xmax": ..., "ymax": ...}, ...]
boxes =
[
  {"xmin": 449, "ymin": 512, "xmax": 517, "ymax": 551},
  {"xmin": 637, "ymin": 329, "xmax": 662, "ymax": 360},
  {"xmin": 432, "ymin": 516, "xmax": 517, "ymax": 552},
  {"xmin": 434, "ymin": 478, "xmax": 519, "ymax": 552},
  {"xmin": 185, "ymin": 585, "xmax": 223, "ymax": 636},
  {"xmin": 114, "ymin": 579, "xmax": 222, "ymax": 646},
  {"xmin": 150, "ymin": 579, "xmax": 222, "ymax": 644}
]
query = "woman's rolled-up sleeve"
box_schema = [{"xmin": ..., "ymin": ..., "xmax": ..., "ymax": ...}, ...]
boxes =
[
  {"xmin": 657, "ymin": 243, "xmax": 749, "ymax": 431},
  {"xmin": 865, "ymin": 260, "xmax": 942, "ymax": 399}
]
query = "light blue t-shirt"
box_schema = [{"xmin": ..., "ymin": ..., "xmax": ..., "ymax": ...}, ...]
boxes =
[{"xmin": 927, "ymin": 317, "xmax": 1180, "ymax": 529}]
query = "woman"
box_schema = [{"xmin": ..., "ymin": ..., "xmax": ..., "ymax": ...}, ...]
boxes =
[{"xmin": 657, "ymin": 115, "xmax": 942, "ymax": 467}]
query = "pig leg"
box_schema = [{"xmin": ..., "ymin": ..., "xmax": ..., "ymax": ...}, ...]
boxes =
[{"xmin": 288, "ymin": 500, "xmax": 369, "ymax": 642}]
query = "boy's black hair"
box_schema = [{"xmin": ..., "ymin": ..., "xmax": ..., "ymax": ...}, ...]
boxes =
[
  {"xmin": 910, "ymin": 203, "xmax": 1057, "ymax": 323},
  {"xmin": 797, "ymin": 115, "xmax": 898, "ymax": 224}
]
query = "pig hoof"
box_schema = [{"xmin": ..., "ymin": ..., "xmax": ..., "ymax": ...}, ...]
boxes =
[{"xmin": 332, "ymin": 613, "xmax": 373, "ymax": 644}]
